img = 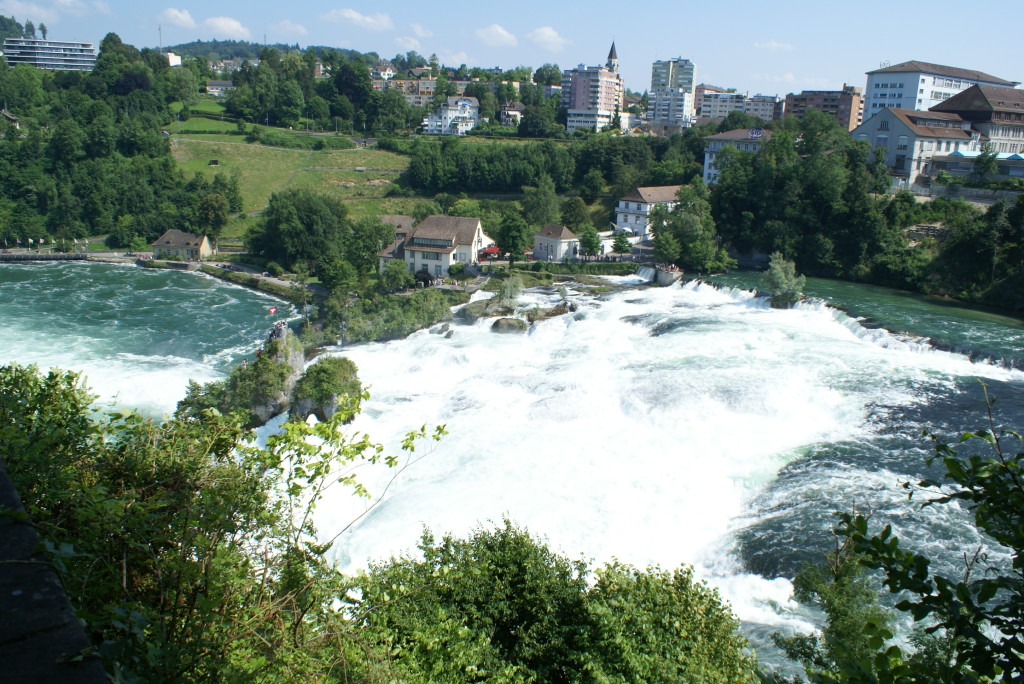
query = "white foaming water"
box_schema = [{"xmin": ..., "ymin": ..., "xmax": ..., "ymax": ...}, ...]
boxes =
[{"xmin": 316, "ymin": 280, "xmax": 1021, "ymax": 631}]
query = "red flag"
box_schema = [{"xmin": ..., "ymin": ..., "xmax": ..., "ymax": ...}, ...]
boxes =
[{"xmin": 268, "ymin": 306, "xmax": 277, "ymax": 315}]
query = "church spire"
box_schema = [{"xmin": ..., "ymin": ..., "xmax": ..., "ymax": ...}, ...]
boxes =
[{"xmin": 606, "ymin": 41, "xmax": 618, "ymax": 72}]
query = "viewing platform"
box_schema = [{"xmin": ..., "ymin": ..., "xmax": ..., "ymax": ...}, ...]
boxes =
[{"xmin": 0, "ymin": 252, "xmax": 88, "ymax": 262}]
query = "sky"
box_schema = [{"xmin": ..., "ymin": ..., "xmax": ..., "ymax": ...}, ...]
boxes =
[{"xmin": 2, "ymin": 0, "xmax": 1021, "ymax": 96}]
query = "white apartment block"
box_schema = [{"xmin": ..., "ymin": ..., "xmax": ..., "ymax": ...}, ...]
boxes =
[
  {"xmin": 700, "ymin": 92, "xmax": 780, "ymax": 121},
  {"xmin": 864, "ymin": 60, "xmax": 1017, "ymax": 115},
  {"xmin": 648, "ymin": 58, "xmax": 697, "ymax": 127},
  {"xmin": 615, "ymin": 185, "xmax": 682, "ymax": 238},
  {"xmin": 422, "ymin": 96, "xmax": 479, "ymax": 135}
]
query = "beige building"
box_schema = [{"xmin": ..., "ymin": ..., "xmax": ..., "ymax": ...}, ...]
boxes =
[{"xmin": 151, "ymin": 230, "xmax": 214, "ymax": 261}]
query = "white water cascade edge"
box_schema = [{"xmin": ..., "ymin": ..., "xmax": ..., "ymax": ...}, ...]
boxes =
[{"xmin": 311, "ymin": 279, "xmax": 1021, "ymax": 636}]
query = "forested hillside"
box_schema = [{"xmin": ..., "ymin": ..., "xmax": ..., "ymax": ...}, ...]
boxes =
[{"xmin": 0, "ymin": 33, "xmax": 240, "ymax": 249}]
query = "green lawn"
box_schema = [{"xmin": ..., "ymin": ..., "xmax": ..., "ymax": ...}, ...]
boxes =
[
  {"xmin": 172, "ymin": 137, "xmax": 313, "ymax": 212},
  {"xmin": 171, "ymin": 138, "xmax": 411, "ymax": 215}
]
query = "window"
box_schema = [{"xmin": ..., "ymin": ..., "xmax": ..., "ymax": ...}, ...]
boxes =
[
  {"xmin": 897, "ymin": 136, "xmax": 908, "ymax": 150},
  {"xmin": 879, "ymin": 120, "xmax": 889, "ymax": 130}
]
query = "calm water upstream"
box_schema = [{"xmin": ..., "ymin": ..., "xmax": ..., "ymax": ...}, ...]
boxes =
[{"xmin": 3, "ymin": 262, "xmax": 1023, "ymax": 665}]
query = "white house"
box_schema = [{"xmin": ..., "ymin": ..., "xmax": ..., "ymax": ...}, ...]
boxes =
[
  {"xmin": 422, "ymin": 96, "xmax": 480, "ymax": 136},
  {"xmin": 863, "ymin": 60, "xmax": 1017, "ymax": 117},
  {"xmin": 851, "ymin": 107, "xmax": 980, "ymax": 189},
  {"xmin": 533, "ymin": 224, "xmax": 579, "ymax": 261},
  {"xmin": 614, "ymin": 185, "xmax": 681, "ymax": 238},
  {"xmin": 379, "ymin": 215, "xmax": 494, "ymax": 278},
  {"xmin": 702, "ymin": 128, "xmax": 772, "ymax": 185},
  {"xmin": 500, "ymin": 101, "xmax": 526, "ymax": 127}
]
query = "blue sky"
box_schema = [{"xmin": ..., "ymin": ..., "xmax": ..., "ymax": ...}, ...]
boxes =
[{"xmin": 2, "ymin": 0, "xmax": 1021, "ymax": 96}]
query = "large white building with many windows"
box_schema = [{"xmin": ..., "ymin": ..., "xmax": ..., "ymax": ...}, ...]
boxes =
[
  {"xmin": 422, "ymin": 96, "xmax": 479, "ymax": 135},
  {"xmin": 864, "ymin": 60, "xmax": 1017, "ymax": 116},
  {"xmin": 703, "ymin": 128, "xmax": 773, "ymax": 185},
  {"xmin": 2, "ymin": 38, "xmax": 95, "ymax": 70}
]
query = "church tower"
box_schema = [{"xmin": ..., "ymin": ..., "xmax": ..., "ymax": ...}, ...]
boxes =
[{"xmin": 606, "ymin": 41, "xmax": 619, "ymax": 73}]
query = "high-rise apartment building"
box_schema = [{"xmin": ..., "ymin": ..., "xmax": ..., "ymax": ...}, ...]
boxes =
[
  {"xmin": 647, "ymin": 57, "xmax": 697, "ymax": 130},
  {"xmin": 784, "ymin": 84, "xmax": 863, "ymax": 130},
  {"xmin": 2, "ymin": 38, "xmax": 96, "ymax": 71},
  {"xmin": 561, "ymin": 43, "xmax": 624, "ymax": 132}
]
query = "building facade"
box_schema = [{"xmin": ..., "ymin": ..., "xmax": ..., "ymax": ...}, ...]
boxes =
[
  {"xmin": 851, "ymin": 108, "xmax": 980, "ymax": 188},
  {"xmin": 151, "ymin": 230, "xmax": 214, "ymax": 261},
  {"xmin": 422, "ymin": 96, "xmax": 479, "ymax": 135},
  {"xmin": 614, "ymin": 185, "xmax": 682, "ymax": 238},
  {"xmin": 2, "ymin": 38, "xmax": 95, "ymax": 71},
  {"xmin": 379, "ymin": 215, "xmax": 494, "ymax": 278},
  {"xmin": 647, "ymin": 58, "xmax": 697, "ymax": 128},
  {"xmin": 533, "ymin": 224, "xmax": 579, "ymax": 261},
  {"xmin": 700, "ymin": 92, "xmax": 781, "ymax": 121},
  {"xmin": 561, "ymin": 43, "xmax": 624, "ymax": 132},
  {"xmin": 703, "ymin": 128, "xmax": 773, "ymax": 185},
  {"xmin": 930, "ymin": 84, "xmax": 1024, "ymax": 155},
  {"xmin": 864, "ymin": 60, "xmax": 1017, "ymax": 116},
  {"xmin": 784, "ymin": 84, "xmax": 863, "ymax": 130}
]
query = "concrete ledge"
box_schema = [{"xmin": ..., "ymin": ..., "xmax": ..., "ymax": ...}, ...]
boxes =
[{"xmin": 0, "ymin": 458, "xmax": 109, "ymax": 683}]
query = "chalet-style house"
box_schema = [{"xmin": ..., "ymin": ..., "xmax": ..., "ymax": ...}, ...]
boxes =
[
  {"xmin": 614, "ymin": 185, "xmax": 682, "ymax": 238},
  {"xmin": 379, "ymin": 215, "xmax": 494, "ymax": 278},
  {"xmin": 533, "ymin": 224, "xmax": 579, "ymax": 261},
  {"xmin": 151, "ymin": 229, "xmax": 214, "ymax": 261}
]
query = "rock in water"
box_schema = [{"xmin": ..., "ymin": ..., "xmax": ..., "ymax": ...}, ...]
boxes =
[{"xmin": 491, "ymin": 318, "xmax": 528, "ymax": 334}]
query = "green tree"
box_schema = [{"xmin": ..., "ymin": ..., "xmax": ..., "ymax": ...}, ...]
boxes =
[
  {"xmin": 972, "ymin": 142, "xmax": 999, "ymax": 180},
  {"xmin": 196, "ymin": 192, "xmax": 229, "ymax": 243},
  {"xmin": 578, "ymin": 225, "xmax": 601, "ymax": 259},
  {"xmin": 379, "ymin": 259, "xmax": 414, "ymax": 293},
  {"xmin": 612, "ymin": 231, "xmax": 633, "ymax": 257},
  {"xmin": 521, "ymin": 173, "xmax": 560, "ymax": 227},
  {"xmin": 760, "ymin": 251, "xmax": 806, "ymax": 308},
  {"xmin": 580, "ymin": 168, "xmax": 605, "ymax": 203},
  {"xmin": 652, "ymin": 229, "xmax": 681, "ymax": 266},
  {"xmin": 352, "ymin": 521, "xmax": 758, "ymax": 683},
  {"xmin": 248, "ymin": 188, "xmax": 350, "ymax": 270},
  {"xmin": 560, "ymin": 196, "xmax": 589, "ymax": 232},
  {"xmin": 496, "ymin": 212, "xmax": 532, "ymax": 268},
  {"xmin": 347, "ymin": 216, "xmax": 395, "ymax": 278}
]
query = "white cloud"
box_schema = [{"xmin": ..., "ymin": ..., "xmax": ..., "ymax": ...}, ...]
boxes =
[
  {"xmin": 394, "ymin": 36, "xmax": 420, "ymax": 51},
  {"xmin": 437, "ymin": 49, "xmax": 469, "ymax": 66},
  {"xmin": 410, "ymin": 23, "xmax": 431, "ymax": 38},
  {"xmin": 55, "ymin": 0, "xmax": 89, "ymax": 15},
  {"xmin": 475, "ymin": 23, "xmax": 517, "ymax": 47},
  {"xmin": 321, "ymin": 8, "xmax": 393, "ymax": 31},
  {"xmin": 159, "ymin": 7, "xmax": 196, "ymax": 29},
  {"xmin": 527, "ymin": 26, "xmax": 569, "ymax": 52},
  {"xmin": 753, "ymin": 40, "xmax": 793, "ymax": 52},
  {"xmin": 272, "ymin": 19, "xmax": 308, "ymax": 36},
  {"xmin": 0, "ymin": 1, "xmax": 58, "ymax": 24},
  {"xmin": 202, "ymin": 16, "xmax": 251, "ymax": 39},
  {"xmin": 92, "ymin": 0, "xmax": 110, "ymax": 13}
]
